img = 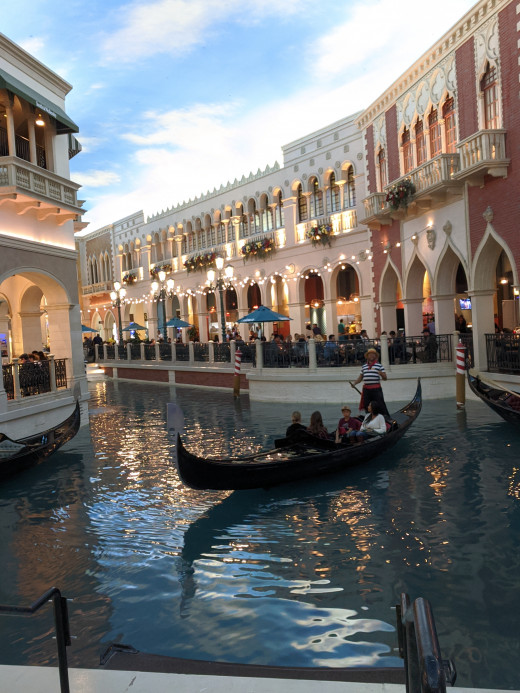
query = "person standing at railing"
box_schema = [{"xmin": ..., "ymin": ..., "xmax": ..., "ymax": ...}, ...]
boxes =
[
  {"xmin": 416, "ymin": 328, "xmax": 438, "ymax": 363},
  {"xmin": 351, "ymin": 347, "xmax": 389, "ymax": 416}
]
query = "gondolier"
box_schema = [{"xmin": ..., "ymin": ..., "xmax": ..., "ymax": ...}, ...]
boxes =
[{"xmin": 351, "ymin": 347, "xmax": 389, "ymax": 416}]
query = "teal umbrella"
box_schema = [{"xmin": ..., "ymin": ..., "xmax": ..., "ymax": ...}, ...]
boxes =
[
  {"xmin": 237, "ymin": 305, "xmax": 291, "ymax": 324},
  {"xmin": 165, "ymin": 317, "xmax": 191, "ymax": 328},
  {"xmin": 81, "ymin": 324, "xmax": 99, "ymax": 333},
  {"xmin": 122, "ymin": 322, "xmax": 147, "ymax": 332}
]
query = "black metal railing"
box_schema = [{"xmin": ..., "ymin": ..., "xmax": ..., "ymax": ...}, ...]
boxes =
[
  {"xmin": 2, "ymin": 359, "xmax": 67, "ymax": 399},
  {"xmin": 458, "ymin": 332, "xmax": 473, "ymax": 367},
  {"xmin": 486, "ymin": 333, "xmax": 520, "ymax": 373},
  {"xmin": 235, "ymin": 342, "xmax": 255, "ymax": 363},
  {"xmin": 193, "ymin": 342, "xmax": 209, "ymax": 362},
  {"xmin": 214, "ymin": 343, "xmax": 231, "ymax": 363},
  {"xmin": 175, "ymin": 343, "xmax": 189, "ymax": 361},
  {"xmin": 144, "ymin": 343, "xmax": 156, "ymax": 360},
  {"xmin": 395, "ymin": 334, "xmax": 452, "ymax": 365},
  {"xmin": 158, "ymin": 343, "xmax": 172, "ymax": 361},
  {"xmin": 397, "ymin": 593, "xmax": 456, "ymax": 692},
  {"xmin": 0, "ymin": 587, "xmax": 71, "ymax": 693}
]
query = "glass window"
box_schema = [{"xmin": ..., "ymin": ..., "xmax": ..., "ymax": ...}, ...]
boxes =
[
  {"xmin": 443, "ymin": 98, "xmax": 456, "ymax": 153},
  {"xmin": 378, "ymin": 149, "xmax": 387, "ymax": 190},
  {"xmin": 429, "ymin": 109, "xmax": 442, "ymax": 157},
  {"xmin": 402, "ymin": 127, "xmax": 413, "ymax": 173},
  {"xmin": 415, "ymin": 120, "xmax": 426, "ymax": 166},
  {"xmin": 346, "ymin": 167, "xmax": 356, "ymax": 207},
  {"xmin": 309, "ymin": 178, "xmax": 323, "ymax": 218},
  {"xmin": 297, "ymin": 184, "xmax": 308, "ymax": 222},
  {"xmin": 481, "ymin": 63, "xmax": 499, "ymax": 129},
  {"xmin": 275, "ymin": 191, "xmax": 284, "ymax": 228},
  {"xmin": 328, "ymin": 174, "xmax": 340, "ymax": 212}
]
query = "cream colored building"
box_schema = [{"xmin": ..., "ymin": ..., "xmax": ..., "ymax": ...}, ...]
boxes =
[{"xmin": 0, "ymin": 32, "xmax": 88, "ymax": 436}]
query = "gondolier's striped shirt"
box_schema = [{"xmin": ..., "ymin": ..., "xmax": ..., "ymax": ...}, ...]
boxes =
[{"xmin": 361, "ymin": 362, "xmax": 385, "ymax": 385}]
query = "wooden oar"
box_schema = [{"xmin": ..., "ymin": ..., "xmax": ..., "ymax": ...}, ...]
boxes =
[{"xmin": 349, "ymin": 381, "xmax": 362, "ymax": 395}]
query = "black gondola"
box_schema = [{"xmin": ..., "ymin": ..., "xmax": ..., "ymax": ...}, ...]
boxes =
[
  {"xmin": 467, "ymin": 370, "xmax": 520, "ymax": 423},
  {"xmin": 176, "ymin": 380, "xmax": 421, "ymax": 490},
  {"xmin": 0, "ymin": 401, "xmax": 80, "ymax": 479}
]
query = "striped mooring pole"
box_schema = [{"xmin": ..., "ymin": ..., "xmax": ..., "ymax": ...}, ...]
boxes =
[
  {"xmin": 456, "ymin": 340, "xmax": 466, "ymax": 409},
  {"xmin": 233, "ymin": 348, "xmax": 242, "ymax": 399}
]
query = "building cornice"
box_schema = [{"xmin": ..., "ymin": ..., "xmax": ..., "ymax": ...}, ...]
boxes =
[
  {"xmin": 0, "ymin": 233, "xmax": 77, "ymax": 259},
  {"xmin": 0, "ymin": 33, "xmax": 73, "ymax": 98},
  {"xmin": 356, "ymin": 0, "xmax": 509, "ymax": 129}
]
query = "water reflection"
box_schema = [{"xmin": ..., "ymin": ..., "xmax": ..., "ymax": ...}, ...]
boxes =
[{"xmin": 0, "ymin": 381, "xmax": 519, "ymax": 688}]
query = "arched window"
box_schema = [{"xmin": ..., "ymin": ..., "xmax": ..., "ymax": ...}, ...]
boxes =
[
  {"xmin": 309, "ymin": 178, "xmax": 323, "ymax": 218},
  {"xmin": 443, "ymin": 98, "xmax": 456, "ymax": 153},
  {"xmin": 378, "ymin": 149, "xmax": 387, "ymax": 190},
  {"xmin": 402, "ymin": 127, "xmax": 413, "ymax": 173},
  {"xmin": 346, "ymin": 167, "xmax": 356, "ymax": 207},
  {"xmin": 328, "ymin": 174, "xmax": 340, "ymax": 213},
  {"xmin": 297, "ymin": 184, "xmax": 308, "ymax": 222},
  {"xmin": 429, "ymin": 109, "xmax": 442, "ymax": 157},
  {"xmin": 415, "ymin": 120, "xmax": 426, "ymax": 166},
  {"xmin": 481, "ymin": 63, "xmax": 499, "ymax": 129},
  {"xmin": 92, "ymin": 257, "xmax": 99, "ymax": 284},
  {"xmin": 274, "ymin": 191, "xmax": 284, "ymax": 228}
]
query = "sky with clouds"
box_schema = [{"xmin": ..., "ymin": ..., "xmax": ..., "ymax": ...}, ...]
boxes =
[{"xmin": 3, "ymin": 0, "xmax": 478, "ymax": 233}]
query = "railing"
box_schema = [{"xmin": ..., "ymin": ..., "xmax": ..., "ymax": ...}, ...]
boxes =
[
  {"xmin": 485, "ymin": 333, "xmax": 520, "ymax": 373},
  {"xmin": 457, "ymin": 129, "xmax": 508, "ymax": 174},
  {"xmin": 82, "ymin": 281, "xmax": 113, "ymax": 295},
  {"xmin": 0, "ymin": 157, "xmax": 81, "ymax": 210},
  {"xmin": 194, "ymin": 342, "xmax": 209, "ymax": 362},
  {"xmin": 214, "ymin": 342, "xmax": 231, "ymax": 362},
  {"xmin": 0, "ymin": 587, "xmax": 71, "ymax": 693},
  {"xmin": 0, "ymin": 127, "xmax": 47, "ymax": 169},
  {"xmin": 409, "ymin": 154, "xmax": 460, "ymax": 194},
  {"xmin": 397, "ymin": 593, "xmax": 456, "ymax": 692},
  {"xmin": 458, "ymin": 333, "xmax": 474, "ymax": 367},
  {"xmin": 2, "ymin": 358, "xmax": 68, "ymax": 399}
]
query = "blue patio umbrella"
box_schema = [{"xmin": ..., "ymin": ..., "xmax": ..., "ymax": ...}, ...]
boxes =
[
  {"xmin": 122, "ymin": 321, "xmax": 148, "ymax": 332},
  {"xmin": 237, "ymin": 305, "xmax": 291, "ymax": 338},
  {"xmin": 165, "ymin": 317, "xmax": 191, "ymax": 328},
  {"xmin": 81, "ymin": 324, "xmax": 99, "ymax": 333},
  {"xmin": 237, "ymin": 305, "xmax": 292, "ymax": 324}
]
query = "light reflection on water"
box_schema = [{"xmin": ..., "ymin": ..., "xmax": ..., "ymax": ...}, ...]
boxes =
[{"xmin": 0, "ymin": 379, "xmax": 519, "ymax": 688}]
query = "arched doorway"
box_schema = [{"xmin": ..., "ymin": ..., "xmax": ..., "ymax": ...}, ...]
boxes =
[
  {"xmin": 269, "ymin": 276, "xmax": 290, "ymax": 337},
  {"xmin": 304, "ymin": 271, "xmax": 325, "ymax": 334},
  {"xmin": 336, "ymin": 265, "xmax": 360, "ymax": 333}
]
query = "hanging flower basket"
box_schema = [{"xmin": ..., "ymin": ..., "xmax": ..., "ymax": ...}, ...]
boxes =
[
  {"xmin": 122, "ymin": 273, "xmax": 137, "ymax": 285},
  {"xmin": 385, "ymin": 179, "xmax": 416, "ymax": 211},
  {"xmin": 150, "ymin": 263, "xmax": 172, "ymax": 279},
  {"xmin": 184, "ymin": 252, "xmax": 216, "ymax": 273},
  {"xmin": 306, "ymin": 224, "xmax": 333, "ymax": 247},
  {"xmin": 240, "ymin": 237, "xmax": 275, "ymax": 262}
]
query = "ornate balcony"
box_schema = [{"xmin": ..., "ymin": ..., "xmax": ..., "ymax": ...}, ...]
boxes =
[
  {"xmin": 361, "ymin": 154, "xmax": 464, "ymax": 228},
  {"xmin": 0, "ymin": 156, "xmax": 84, "ymax": 224},
  {"xmin": 455, "ymin": 129, "xmax": 509, "ymax": 185},
  {"xmin": 82, "ymin": 281, "xmax": 113, "ymax": 296}
]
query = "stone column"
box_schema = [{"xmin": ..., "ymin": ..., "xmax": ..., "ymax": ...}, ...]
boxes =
[
  {"xmin": 281, "ymin": 196, "xmax": 298, "ymax": 245},
  {"xmin": 5, "ymin": 100, "xmax": 16, "ymax": 157},
  {"xmin": 469, "ymin": 290, "xmax": 495, "ymax": 371},
  {"xmin": 380, "ymin": 334, "xmax": 389, "ymax": 369},
  {"xmin": 402, "ymin": 298, "xmax": 424, "ymax": 336},
  {"xmin": 432, "ymin": 293, "xmax": 456, "ymax": 336},
  {"xmin": 28, "ymin": 116, "xmax": 37, "ymax": 165},
  {"xmin": 255, "ymin": 338, "xmax": 263, "ymax": 370},
  {"xmin": 379, "ymin": 300, "xmax": 398, "ymax": 334},
  {"xmin": 19, "ymin": 311, "xmax": 43, "ymax": 353},
  {"xmin": 308, "ymin": 338, "xmax": 317, "ymax": 370}
]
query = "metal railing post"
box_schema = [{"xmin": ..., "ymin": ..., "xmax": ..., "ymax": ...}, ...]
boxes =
[{"xmin": 48, "ymin": 354, "xmax": 57, "ymax": 392}]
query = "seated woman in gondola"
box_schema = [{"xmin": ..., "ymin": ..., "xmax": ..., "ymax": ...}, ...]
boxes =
[
  {"xmin": 307, "ymin": 411, "xmax": 330, "ymax": 439},
  {"xmin": 349, "ymin": 401, "xmax": 387, "ymax": 443}
]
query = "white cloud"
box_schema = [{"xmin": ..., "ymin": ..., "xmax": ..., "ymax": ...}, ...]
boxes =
[
  {"xmin": 309, "ymin": 0, "xmax": 478, "ymax": 82},
  {"xmin": 17, "ymin": 36, "xmax": 46, "ymax": 58},
  {"xmin": 73, "ymin": 136, "xmax": 105, "ymax": 154},
  {"xmin": 74, "ymin": 170, "xmax": 121, "ymax": 188},
  {"xmin": 99, "ymin": 0, "xmax": 313, "ymax": 63}
]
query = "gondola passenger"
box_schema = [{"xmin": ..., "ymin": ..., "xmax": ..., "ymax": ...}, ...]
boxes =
[
  {"xmin": 335, "ymin": 406, "xmax": 361, "ymax": 443},
  {"xmin": 307, "ymin": 411, "xmax": 330, "ymax": 439},
  {"xmin": 286, "ymin": 411, "xmax": 307, "ymax": 437},
  {"xmin": 349, "ymin": 401, "xmax": 387, "ymax": 443},
  {"xmin": 351, "ymin": 347, "xmax": 389, "ymax": 416}
]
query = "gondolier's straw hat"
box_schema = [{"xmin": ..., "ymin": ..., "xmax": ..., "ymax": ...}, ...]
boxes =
[{"xmin": 365, "ymin": 348, "xmax": 378, "ymax": 357}]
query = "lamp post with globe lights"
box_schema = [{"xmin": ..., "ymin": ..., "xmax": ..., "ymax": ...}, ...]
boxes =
[
  {"xmin": 110, "ymin": 282, "xmax": 127, "ymax": 345},
  {"xmin": 151, "ymin": 270, "xmax": 175, "ymax": 340},
  {"xmin": 207, "ymin": 257, "xmax": 234, "ymax": 342}
]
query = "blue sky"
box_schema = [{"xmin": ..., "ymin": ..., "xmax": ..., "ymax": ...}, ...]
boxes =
[{"xmin": 3, "ymin": 0, "xmax": 478, "ymax": 232}]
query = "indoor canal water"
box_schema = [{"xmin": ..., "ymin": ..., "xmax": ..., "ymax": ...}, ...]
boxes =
[{"xmin": 0, "ymin": 378, "xmax": 519, "ymax": 690}]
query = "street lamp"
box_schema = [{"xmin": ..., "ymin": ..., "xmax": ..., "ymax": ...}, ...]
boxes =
[
  {"xmin": 110, "ymin": 281, "xmax": 127, "ymax": 345},
  {"xmin": 151, "ymin": 270, "xmax": 175, "ymax": 339},
  {"xmin": 207, "ymin": 257, "xmax": 234, "ymax": 342}
]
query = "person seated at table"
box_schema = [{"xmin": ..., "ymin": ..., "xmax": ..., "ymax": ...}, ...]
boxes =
[
  {"xmin": 416, "ymin": 328, "xmax": 437, "ymax": 363},
  {"xmin": 307, "ymin": 411, "xmax": 330, "ymax": 439},
  {"xmin": 286, "ymin": 411, "xmax": 307, "ymax": 437},
  {"xmin": 349, "ymin": 401, "xmax": 387, "ymax": 443},
  {"xmin": 335, "ymin": 405, "xmax": 362, "ymax": 442},
  {"xmin": 322, "ymin": 334, "xmax": 339, "ymax": 363}
]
